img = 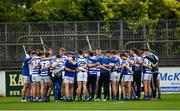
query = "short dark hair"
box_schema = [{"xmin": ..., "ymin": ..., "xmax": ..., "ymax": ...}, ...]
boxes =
[
  {"xmin": 78, "ymin": 50, "xmax": 83, "ymax": 55},
  {"xmin": 120, "ymin": 53, "xmax": 127, "ymax": 57},
  {"xmin": 27, "ymin": 50, "xmax": 32, "ymax": 55},
  {"xmin": 106, "ymin": 50, "xmax": 111, "ymax": 53},
  {"xmin": 56, "ymin": 55, "xmax": 61, "ymax": 58},
  {"xmin": 89, "ymin": 52, "xmax": 94, "ymax": 57},
  {"xmin": 131, "ymin": 48, "xmax": 139, "ymax": 55},
  {"xmin": 31, "ymin": 51, "xmax": 37, "ymax": 55},
  {"xmin": 144, "ymin": 48, "xmax": 150, "ymax": 51},
  {"xmin": 45, "ymin": 52, "xmax": 51, "ymax": 57},
  {"xmin": 111, "ymin": 50, "xmax": 116, "ymax": 55}
]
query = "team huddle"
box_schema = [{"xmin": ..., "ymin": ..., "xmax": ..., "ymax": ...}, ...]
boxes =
[{"xmin": 21, "ymin": 48, "xmax": 161, "ymax": 102}]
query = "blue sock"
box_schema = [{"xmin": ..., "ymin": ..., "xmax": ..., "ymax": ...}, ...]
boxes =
[
  {"xmin": 148, "ymin": 95, "xmax": 152, "ymax": 99},
  {"xmin": 46, "ymin": 96, "xmax": 50, "ymax": 102},
  {"xmin": 144, "ymin": 95, "xmax": 148, "ymax": 99}
]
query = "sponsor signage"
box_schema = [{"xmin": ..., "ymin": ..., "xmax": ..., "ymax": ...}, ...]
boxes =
[
  {"xmin": 159, "ymin": 67, "xmax": 180, "ymax": 92},
  {"xmin": 5, "ymin": 71, "xmax": 23, "ymax": 96},
  {"xmin": 1, "ymin": 67, "xmax": 180, "ymax": 97}
]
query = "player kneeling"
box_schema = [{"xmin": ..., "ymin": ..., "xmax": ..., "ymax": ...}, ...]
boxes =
[
  {"xmin": 120, "ymin": 53, "xmax": 133, "ymax": 100},
  {"xmin": 39, "ymin": 52, "xmax": 52, "ymax": 102},
  {"xmin": 64, "ymin": 52, "xmax": 78, "ymax": 101}
]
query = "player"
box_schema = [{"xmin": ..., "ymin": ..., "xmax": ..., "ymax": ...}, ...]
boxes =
[
  {"xmin": 76, "ymin": 51, "xmax": 88, "ymax": 101},
  {"xmin": 21, "ymin": 50, "xmax": 32, "ymax": 102},
  {"xmin": 58, "ymin": 47, "xmax": 67, "ymax": 100},
  {"xmin": 129, "ymin": 48, "xmax": 141, "ymax": 99},
  {"xmin": 39, "ymin": 52, "xmax": 52, "ymax": 102},
  {"xmin": 96, "ymin": 51, "xmax": 113, "ymax": 101},
  {"xmin": 95, "ymin": 49, "xmax": 102, "ymax": 95},
  {"xmin": 120, "ymin": 53, "xmax": 133, "ymax": 100},
  {"xmin": 145, "ymin": 49, "xmax": 159, "ymax": 100},
  {"xmin": 134, "ymin": 49, "xmax": 152, "ymax": 100},
  {"xmin": 31, "ymin": 51, "xmax": 42, "ymax": 101},
  {"xmin": 110, "ymin": 51, "xmax": 121, "ymax": 101},
  {"xmin": 51, "ymin": 55, "xmax": 65, "ymax": 102},
  {"xmin": 64, "ymin": 52, "xmax": 78, "ymax": 101},
  {"xmin": 87, "ymin": 51, "xmax": 99, "ymax": 101}
]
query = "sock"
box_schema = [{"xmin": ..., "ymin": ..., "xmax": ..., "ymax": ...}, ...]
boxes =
[
  {"xmin": 144, "ymin": 95, "xmax": 148, "ymax": 99},
  {"xmin": 22, "ymin": 95, "xmax": 25, "ymax": 100}
]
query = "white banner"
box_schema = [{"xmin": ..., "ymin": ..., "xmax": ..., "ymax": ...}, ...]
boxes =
[
  {"xmin": 0, "ymin": 71, "xmax": 6, "ymax": 96},
  {"xmin": 159, "ymin": 67, "xmax": 180, "ymax": 92}
]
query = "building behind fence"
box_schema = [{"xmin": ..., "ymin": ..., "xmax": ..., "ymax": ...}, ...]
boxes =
[{"xmin": 0, "ymin": 19, "xmax": 180, "ymax": 70}]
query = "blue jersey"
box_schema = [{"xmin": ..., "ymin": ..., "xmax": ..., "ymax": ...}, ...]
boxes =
[
  {"xmin": 98, "ymin": 56, "xmax": 111, "ymax": 73},
  {"xmin": 129, "ymin": 55, "xmax": 141, "ymax": 72},
  {"xmin": 22, "ymin": 57, "xmax": 32, "ymax": 76},
  {"xmin": 121, "ymin": 60, "xmax": 133, "ymax": 75},
  {"xmin": 40, "ymin": 59, "xmax": 51, "ymax": 76},
  {"xmin": 95, "ymin": 56, "xmax": 101, "ymax": 73},
  {"xmin": 141, "ymin": 56, "xmax": 152, "ymax": 74},
  {"xmin": 32, "ymin": 56, "xmax": 41, "ymax": 75},
  {"xmin": 64, "ymin": 60, "xmax": 78, "ymax": 77},
  {"xmin": 88, "ymin": 56, "xmax": 98, "ymax": 75},
  {"xmin": 110, "ymin": 57, "xmax": 121, "ymax": 72}
]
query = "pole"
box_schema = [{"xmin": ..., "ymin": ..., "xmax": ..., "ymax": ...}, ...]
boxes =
[{"xmin": 86, "ymin": 36, "xmax": 92, "ymax": 51}]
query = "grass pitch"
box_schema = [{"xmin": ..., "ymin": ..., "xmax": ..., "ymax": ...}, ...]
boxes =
[{"xmin": 0, "ymin": 94, "xmax": 180, "ymax": 110}]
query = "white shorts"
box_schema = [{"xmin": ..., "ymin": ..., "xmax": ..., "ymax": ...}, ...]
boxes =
[
  {"xmin": 77, "ymin": 71, "xmax": 88, "ymax": 82},
  {"xmin": 22, "ymin": 76, "xmax": 31, "ymax": 83},
  {"xmin": 63, "ymin": 76, "xmax": 74, "ymax": 84},
  {"xmin": 31, "ymin": 74, "xmax": 41, "ymax": 82},
  {"xmin": 110, "ymin": 71, "xmax": 120, "ymax": 81},
  {"xmin": 142, "ymin": 73, "xmax": 152, "ymax": 81},
  {"xmin": 157, "ymin": 73, "xmax": 160, "ymax": 80},
  {"xmin": 62, "ymin": 71, "xmax": 65, "ymax": 80},
  {"xmin": 40, "ymin": 76, "xmax": 51, "ymax": 83},
  {"xmin": 97, "ymin": 71, "xmax": 100, "ymax": 79},
  {"xmin": 121, "ymin": 75, "xmax": 133, "ymax": 82}
]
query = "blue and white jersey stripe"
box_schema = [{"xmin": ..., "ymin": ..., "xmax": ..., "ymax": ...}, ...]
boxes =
[
  {"xmin": 40, "ymin": 60, "xmax": 51, "ymax": 76},
  {"xmin": 141, "ymin": 56, "xmax": 152, "ymax": 74},
  {"xmin": 52, "ymin": 60, "xmax": 65, "ymax": 75},
  {"xmin": 32, "ymin": 56, "xmax": 41, "ymax": 75},
  {"xmin": 122, "ymin": 60, "xmax": 133, "ymax": 75},
  {"xmin": 77, "ymin": 56, "xmax": 88, "ymax": 67},
  {"xmin": 88, "ymin": 56, "xmax": 98, "ymax": 75}
]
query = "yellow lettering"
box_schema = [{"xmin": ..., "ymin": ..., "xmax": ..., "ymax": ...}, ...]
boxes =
[
  {"xmin": 18, "ymin": 75, "xmax": 23, "ymax": 86},
  {"xmin": 9, "ymin": 74, "xmax": 17, "ymax": 86},
  {"xmin": 16, "ymin": 91, "xmax": 20, "ymax": 95},
  {"xmin": 9, "ymin": 91, "xmax": 21, "ymax": 96}
]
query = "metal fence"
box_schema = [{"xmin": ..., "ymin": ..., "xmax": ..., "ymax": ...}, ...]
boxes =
[{"xmin": 0, "ymin": 19, "xmax": 180, "ymax": 69}]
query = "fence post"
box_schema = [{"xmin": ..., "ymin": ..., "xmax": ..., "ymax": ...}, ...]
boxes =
[
  {"xmin": 166, "ymin": 21, "xmax": 169, "ymax": 56},
  {"xmin": 143, "ymin": 22, "xmax": 146, "ymax": 48},
  {"xmin": 75, "ymin": 22, "xmax": 77, "ymax": 51},
  {"xmin": 119, "ymin": 21, "xmax": 123, "ymax": 50},
  {"xmin": 97, "ymin": 21, "xmax": 100, "ymax": 49},
  {"xmin": 5, "ymin": 23, "xmax": 8, "ymax": 61}
]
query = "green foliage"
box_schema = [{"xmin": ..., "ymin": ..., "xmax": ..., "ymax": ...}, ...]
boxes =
[{"xmin": 0, "ymin": 0, "xmax": 179, "ymax": 22}]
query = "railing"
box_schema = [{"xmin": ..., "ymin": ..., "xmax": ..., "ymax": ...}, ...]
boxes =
[{"xmin": 0, "ymin": 19, "xmax": 179, "ymax": 69}]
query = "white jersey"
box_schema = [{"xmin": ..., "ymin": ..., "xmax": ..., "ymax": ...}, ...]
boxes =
[
  {"xmin": 88, "ymin": 56, "xmax": 98, "ymax": 75},
  {"xmin": 32, "ymin": 56, "xmax": 41, "ymax": 75},
  {"xmin": 77, "ymin": 56, "xmax": 88, "ymax": 68},
  {"xmin": 140, "ymin": 55, "xmax": 152, "ymax": 74},
  {"xmin": 28, "ymin": 57, "xmax": 34, "ymax": 75},
  {"xmin": 61, "ymin": 55, "xmax": 67, "ymax": 63},
  {"xmin": 52, "ymin": 60, "xmax": 65, "ymax": 76},
  {"xmin": 40, "ymin": 59, "xmax": 51, "ymax": 77}
]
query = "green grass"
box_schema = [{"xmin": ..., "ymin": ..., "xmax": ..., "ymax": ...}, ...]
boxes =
[{"xmin": 0, "ymin": 94, "xmax": 180, "ymax": 110}]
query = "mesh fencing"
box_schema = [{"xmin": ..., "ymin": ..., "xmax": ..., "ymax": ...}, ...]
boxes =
[{"xmin": 0, "ymin": 20, "xmax": 180, "ymax": 69}]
